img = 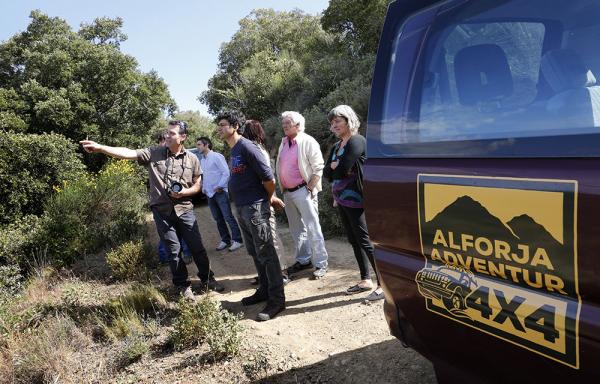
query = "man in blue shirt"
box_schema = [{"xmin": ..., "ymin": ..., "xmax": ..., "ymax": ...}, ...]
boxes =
[
  {"xmin": 195, "ymin": 137, "xmax": 243, "ymax": 252},
  {"xmin": 216, "ymin": 110, "xmax": 286, "ymax": 321}
]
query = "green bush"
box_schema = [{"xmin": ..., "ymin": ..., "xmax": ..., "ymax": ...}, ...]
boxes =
[
  {"xmin": 106, "ymin": 241, "xmax": 148, "ymax": 281},
  {"xmin": 318, "ymin": 180, "xmax": 345, "ymax": 238},
  {"xmin": 170, "ymin": 297, "xmax": 243, "ymax": 359},
  {"xmin": 0, "ymin": 265, "xmax": 22, "ymax": 296},
  {"xmin": 0, "ymin": 215, "xmax": 47, "ymax": 267},
  {"xmin": 97, "ymin": 284, "xmax": 165, "ymax": 342},
  {"xmin": 43, "ymin": 159, "xmax": 147, "ymax": 266},
  {"xmin": 1, "ymin": 159, "xmax": 147, "ymax": 268},
  {"xmin": 112, "ymin": 334, "xmax": 148, "ymax": 370},
  {"xmin": 0, "ymin": 131, "xmax": 86, "ymax": 225},
  {"xmin": 105, "ymin": 284, "xmax": 167, "ymax": 316}
]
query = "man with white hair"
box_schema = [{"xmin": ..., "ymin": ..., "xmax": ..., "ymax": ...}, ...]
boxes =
[{"xmin": 276, "ymin": 111, "xmax": 329, "ymax": 279}]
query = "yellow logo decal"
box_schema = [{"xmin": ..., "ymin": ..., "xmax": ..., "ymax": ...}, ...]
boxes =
[{"xmin": 417, "ymin": 174, "xmax": 580, "ymax": 368}]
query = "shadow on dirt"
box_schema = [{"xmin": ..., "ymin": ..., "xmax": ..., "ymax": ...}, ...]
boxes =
[{"xmin": 256, "ymin": 339, "xmax": 437, "ymax": 384}]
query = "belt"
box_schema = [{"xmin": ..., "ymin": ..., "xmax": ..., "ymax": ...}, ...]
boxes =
[{"xmin": 284, "ymin": 182, "xmax": 307, "ymax": 193}]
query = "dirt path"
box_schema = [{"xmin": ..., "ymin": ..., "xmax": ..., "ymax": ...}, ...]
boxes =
[{"xmin": 174, "ymin": 203, "xmax": 438, "ymax": 383}]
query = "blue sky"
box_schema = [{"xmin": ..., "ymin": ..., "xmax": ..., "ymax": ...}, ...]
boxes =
[{"xmin": 0, "ymin": 0, "xmax": 330, "ymax": 116}]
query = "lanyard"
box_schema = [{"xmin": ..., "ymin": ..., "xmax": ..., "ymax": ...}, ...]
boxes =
[{"xmin": 162, "ymin": 148, "xmax": 186, "ymax": 187}]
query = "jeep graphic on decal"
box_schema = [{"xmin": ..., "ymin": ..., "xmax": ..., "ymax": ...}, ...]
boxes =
[{"xmin": 416, "ymin": 265, "xmax": 477, "ymax": 317}]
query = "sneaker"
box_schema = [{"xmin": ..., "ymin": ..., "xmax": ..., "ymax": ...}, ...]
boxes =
[
  {"xmin": 179, "ymin": 286, "xmax": 195, "ymax": 301},
  {"xmin": 257, "ymin": 302, "xmax": 285, "ymax": 321},
  {"xmin": 241, "ymin": 291, "xmax": 268, "ymax": 306},
  {"xmin": 216, "ymin": 241, "xmax": 230, "ymax": 251},
  {"xmin": 286, "ymin": 261, "xmax": 312, "ymax": 275},
  {"xmin": 282, "ymin": 273, "xmax": 290, "ymax": 286},
  {"xmin": 199, "ymin": 278, "xmax": 225, "ymax": 293},
  {"xmin": 228, "ymin": 241, "xmax": 243, "ymax": 252},
  {"xmin": 365, "ymin": 288, "xmax": 385, "ymax": 302},
  {"xmin": 313, "ymin": 267, "xmax": 327, "ymax": 279}
]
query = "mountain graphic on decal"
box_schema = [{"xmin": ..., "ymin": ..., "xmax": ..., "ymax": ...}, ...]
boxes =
[
  {"xmin": 422, "ymin": 195, "xmax": 569, "ymax": 287},
  {"xmin": 425, "ymin": 196, "xmax": 516, "ymax": 242},
  {"xmin": 507, "ymin": 214, "xmax": 562, "ymax": 248}
]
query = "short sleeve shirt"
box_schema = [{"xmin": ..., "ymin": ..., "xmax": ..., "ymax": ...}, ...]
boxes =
[
  {"xmin": 136, "ymin": 146, "xmax": 202, "ymax": 216},
  {"xmin": 228, "ymin": 137, "xmax": 273, "ymax": 206}
]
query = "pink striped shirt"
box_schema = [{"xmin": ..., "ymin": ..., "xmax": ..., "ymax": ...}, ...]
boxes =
[{"xmin": 278, "ymin": 137, "xmax": 304, "ymax": 189}]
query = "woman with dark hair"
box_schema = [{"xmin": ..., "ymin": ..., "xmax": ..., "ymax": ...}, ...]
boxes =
[
  {"xmin": 323, "ymin": 105, "xmax": 384, "ymax": 301},
  {"xmin": 243, "ymin": 120, "xmax": 290, "ymax": 285}
]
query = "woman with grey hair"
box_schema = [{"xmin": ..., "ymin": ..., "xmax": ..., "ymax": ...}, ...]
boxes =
[{"xmin": 323, "ymin": 105, "xmax": 383, "ymax": 301}]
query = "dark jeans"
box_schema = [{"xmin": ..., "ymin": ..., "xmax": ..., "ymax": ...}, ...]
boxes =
[
  {"xmin": 152, "ymin": 207, "xmax": 214, "ymax": 287},
  {"xmin": 237, "ymin": 200, "xmax": 285, "ymax": 306},
  {"xmin": 208, "ymin": 191, "xmax": 242, "ymax": 244},
  {"xmin": 337, "ymin": 205, "xmax": 380, "ymax": 284}
]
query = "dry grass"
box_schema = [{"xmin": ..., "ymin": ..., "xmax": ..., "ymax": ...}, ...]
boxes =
[
  {"xmin": 0, "ymin": 274, "xmax": 172, "ymax": 382},
  {"xmin": 1, "ymin": 315, "xmax": 90, "ymax": 384}
]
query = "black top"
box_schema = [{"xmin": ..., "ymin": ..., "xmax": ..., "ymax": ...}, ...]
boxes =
[{"xmin": 324, "ymin": 134, "xmax": 366, "ymax": 207}]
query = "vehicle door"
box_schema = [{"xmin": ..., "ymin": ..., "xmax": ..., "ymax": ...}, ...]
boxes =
[{"xmin": 365, "ymin": 0, "xmax": 600, "ymax": 382}]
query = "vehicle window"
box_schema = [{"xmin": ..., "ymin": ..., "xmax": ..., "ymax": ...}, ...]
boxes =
[
  {"xmin": 417, "ymin": 22, "xmax": 545, "ymax": 142},
  {"xmin": 379, "ymin": 0, "xmax": 600, "ymax": 149}
]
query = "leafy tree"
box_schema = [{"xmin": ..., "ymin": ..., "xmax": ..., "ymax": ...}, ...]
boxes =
[
  {"xmin": 200, "ymin": 9, "xmax": 336, "ymax": 120},
  {"xmin": 200, "ymin": 2, "xmax": 390, "ymax": 149},
  {"xmin": 0, "ymin": 131, "xmax": 85, "ymax": 225},
  {"xmin": 0, "ymin": 11, "xmax": 176, "ymax": 170},
  {"xmin": 321, "ymin": 0, "xmax": 392, "ymax": 56},
  {"xmin": 78, "ymin": 17, "xmax": 128, "ymax": 47}
]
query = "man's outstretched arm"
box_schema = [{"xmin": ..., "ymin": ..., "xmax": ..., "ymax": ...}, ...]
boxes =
[{"xmin": 79, "ymin": 140, "xmax": 138, "ymax": 160}]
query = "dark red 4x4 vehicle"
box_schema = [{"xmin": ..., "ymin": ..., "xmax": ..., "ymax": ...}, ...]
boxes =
[{"xmin": 365, "ymin": 0, "xmax": 600, "ymax": 382}]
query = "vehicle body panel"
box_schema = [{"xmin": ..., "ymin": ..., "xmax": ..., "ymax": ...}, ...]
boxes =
[{"xmin": 365, "ymin": 1, "xmax": 600, "ymax": 377}]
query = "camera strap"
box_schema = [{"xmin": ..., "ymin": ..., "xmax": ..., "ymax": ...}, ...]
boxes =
[{"xmin": 163, "ymin": 148, "xmax": 186, "ymax": 188}]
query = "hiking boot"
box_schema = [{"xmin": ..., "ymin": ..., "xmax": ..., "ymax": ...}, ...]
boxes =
[
  {"xmin": 313, "ymin": 267, "xmax": 327, "ymax": 279},
  {"xmin": 241, "ymin": 292, "xmax": 268, "ymax": 306},
  {"xmin": 228, "ymin": 241, "xmax": 243, "ymax": 252},
  {"xmin": 179, "ymin": 286, "xmax": 195, "ymax": 301},
  {"xmin": 286, "ymin": 261, "xmax": 312, "ymax": 275},
  {"xmin": 257, "ymin": 302, "xmax": 285, "ymax": 321},
  {"xmin": 216, "ymin": 241, "xmax": 230, "ymax": 251}
]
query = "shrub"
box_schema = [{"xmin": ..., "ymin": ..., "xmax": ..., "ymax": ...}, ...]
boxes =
[
  {"xmin": 0, "ymin": 264, "xmax": 22, "ymax": 296},
  {"xmin": 205, "ymin": 307, "xmax": 243, "ymax": 359},
  {"xmin": 112, "ymin": 334, "xmax": 149, "ymax": 370},
  {"xmin": 100, "ymin": 305, "xmax": 146, "ymax": 341},
  {"xmin": 0, "ymin": 215, "xmax": 46, "ymax": 267},
  {"xmin": 318, "ymin": 180, "xmax": 345, "ymax": 238},
  {"xmin": 0, "ymin": 272, "xmax": 58, "ymax": 336},
  {"xmin": 0, "ymin": 131, "xmax": 86, "ymax": 225},
  {"xmin": 106, "ymin": 241, "xmax": 148, "ymax": 281},
  {"xmin": 170, "ymin": 297, "xmax": 243, "ymax": 359},
  {"xmin": 0, "ymin": 297, "xmax": 16, "ymax": 338},
  {"xmin": 98, "ymin": 284, "xmax": 166, "ymax": 342},
  {"xmin": 43, "ymin": 159, "xmax": 147, "ymax": 266},
  {"xmin": 106, "ymin": 284, "xmax": 167, "ymax": 316}
]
